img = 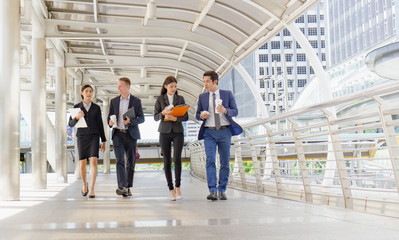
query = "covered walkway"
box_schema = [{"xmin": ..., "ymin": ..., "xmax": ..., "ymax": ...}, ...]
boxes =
[{"xmin": 1, "ymin": 171, "xmax": 399, "ymax": 240}]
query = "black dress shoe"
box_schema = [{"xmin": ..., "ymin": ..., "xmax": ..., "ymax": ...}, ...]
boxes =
[
  {"xmin": 89, "ymin": 195, "xmax": 95, "ymax": 198},
  {"xmin": 218, "ymin": 192, "xmax": 227, "ymax": 200},
  {"xmin": 207, "ymin": 191, "xmax": 218, "ymax": 201},
  {"xmin": 116, "ymin": 188, "xmax": 128, "ymax": 196}
]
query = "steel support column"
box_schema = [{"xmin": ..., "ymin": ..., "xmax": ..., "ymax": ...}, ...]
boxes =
[
  {"xmin": 0, "ymin": 0, "xmax": 20, "ymax": 200},
  {"xmin": 102, "ymin": 97, "xmax": 111, "ymax": 174},
  {"xmin": 74, "ymin": 78, "xmax": 81, "ymax": 178},
  {"xmin": 55, "ymin": 65, "xmax": 67, "ymax": 182},
  {"xmin": 32, "ymin": 14, "xmax": 47, "ymax": 189}
]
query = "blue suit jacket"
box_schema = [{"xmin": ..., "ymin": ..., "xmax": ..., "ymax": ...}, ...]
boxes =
[
  {"xmin": 196, "ymin": 89, "xmax": 243, "ymax": 140},
  {"xmin": 108, "ymin": 94, "xmax": 145, "ymax": 140}
]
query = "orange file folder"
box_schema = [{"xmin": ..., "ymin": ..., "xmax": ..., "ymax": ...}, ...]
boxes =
[{"xmin": 164, "ymin": 105, "xmax": 190, "ymax": 121}]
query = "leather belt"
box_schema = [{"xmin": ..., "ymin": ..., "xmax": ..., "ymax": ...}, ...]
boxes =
[
  {"xmin": 116, "ymin": 128, "xmax": 128, "ymax": 133},
  {"xmin": 205, "ymin": 125, "xmax": 229, "ymax": 130}
]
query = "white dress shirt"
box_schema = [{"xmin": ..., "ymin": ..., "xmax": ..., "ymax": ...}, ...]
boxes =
[
  {"xmin": 204, "ymin": 89, "xmax": 229, "ymax": 127},
  {"xmin": 117, "ymin": 95, "xmax": 130, "ymax": 129}
]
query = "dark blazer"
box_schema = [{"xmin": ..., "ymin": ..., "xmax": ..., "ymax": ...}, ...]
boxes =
[
  {"xmin": 107, "ymin": 94, "xmax": 145, "ymax": 140},
  {"xmin": 68, "ymin": 102, "xmax": 107, "ymax": 142},
  {"xmin": 154, "ymin": 94, "xmax": 188, "ymax": 133},
  {"xmin": 196, "ymin": 89, "xmax": 243, "ymax": 140}
]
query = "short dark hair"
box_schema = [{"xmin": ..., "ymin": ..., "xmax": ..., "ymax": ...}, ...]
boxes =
[
  {"xmin": 119, "ymin": 77, "xmax": 131, "ymax": 86},
  {"xmin": 80, "ymin": 85, "xmax": 93, "ymax": 99},
  {"xmin": 161, "ymin": 76, "xmax": 178, "ymax": 95},
  {"xmin": 203, "ymin": 71, "xmax": 218, "ymax": 84}
]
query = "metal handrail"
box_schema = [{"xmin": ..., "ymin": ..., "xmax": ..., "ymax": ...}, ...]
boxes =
[{"xmin": 189, "ymin": 81, "xmax": 399, "ymax": 218}]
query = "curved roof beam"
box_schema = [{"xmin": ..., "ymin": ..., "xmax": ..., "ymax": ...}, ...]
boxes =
[
  {"xmin": 44, "ymin": 19, "xmax": 235, "ymax": 61},
  {"xmin": 82, "ymin": 75, "xmax": 202, "ymax": 97},
  {"xmin": 65, "ymin": 54, "xmax": 208, "ymax": 78},
  {"xmin": 232, "ymin": 0, "xmax": 320, "ymax": 65}
]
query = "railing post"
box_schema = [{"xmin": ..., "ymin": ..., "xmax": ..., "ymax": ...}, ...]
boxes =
[
  {"xmin": 232, "ymin": 137, "xmax": 248, "ymax": 189},
  {"xmin": 323, "ymin": 109, "xmax": 353, "ymax": 209},
  {"xmin": 263, "ymin": 124, "xmax": 284, "ymax": 197},
  {"xmin": 288, "ymin": 118, "xmax": 313, "ymax": 202},
  {"xmin": 247, "ymin": 131, "xmax": 263, "ymax": 192},
  {"xmin": 373, "ymin": 96, "xmax": 399, "ymax": 195}
]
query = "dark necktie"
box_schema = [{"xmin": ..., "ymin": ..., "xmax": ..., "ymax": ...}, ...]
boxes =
[{"xmin": 213, "ymin": 93, "xmax": 221, "ymax": 130}]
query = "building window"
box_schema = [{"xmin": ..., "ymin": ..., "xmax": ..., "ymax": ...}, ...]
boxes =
[
  {"xmin": 271, "ymin": 41, "xmax": 280, "ymax": 49},
  {"xmin": 270, "ymin": 93, "xmax": 275, "ymax": 101},
  {"xmin": 285, "ymin": 54, "xmax": 293, "ymax": 62},
  {"xmin": 288, "ymin": 80, "xmax": 293, "ymax": 88},
  {"xmin": 283, "ymin": 29, "xmax": 290, "ymax": 36},
  {"xmin": 310, "ymin": 40, "xmax": 318, "ymax": 48},
  {"xmin": 283, "ymin": 41, "xmax": 292, "ymax": 49},
  {"xmin": 288, "ymin": 92, "xmax": 294, "ymax": 100},
  {"xmin": 322, "ymin": 53, "xmax": 326, "ymax": 61},
  {"xmin": 259, "ymin": 54, "xmax": 268, "ymax": 62},
  {"xmin": 297, "ymin": 53, "xmax": 306, "ymax": 61},
  {"xmin": 298, "ymin": 79, "xmax": 307, "ymax": 87},
  {"xmin": 295, "ymin": 16, "xmax": 304, "ymax": 23},
  {"xmin": 300, "ymin": 28, "xmax": 305, "ymax": 34},
  {"xmin": 259, "ymin": 67, "xmax": 264, "ymax": 75},
  {"xmin": 259, "ymin": 43, "xmax": 268, "ymax": 49},
  {"xmin": 296, "ymin": 42, "xmax": 301, "ymax": 49},
  {"xmin": 308, "ymin": 15, "xmax": 317, "ymax": 23},
  {"xmin": 297, "ymin": 66, "xmax": 306, "ymax": 74},
  {"xmin": 321, "ymin": 40, "xmax": 325, "ymax": 48},
  {"xmin": 261, "ymin": 93, "xmax": 266, "ymax": 101},
  {"xmin": 320, "ymin": 15, "xmax": 324, "ymax": 20},
  {"xmin": 320, "ymin": 27, "xmax": 325, "ymax": 35},
  {"xmin": 310, "ymin": 66, "xmax": 314, "ymax": 74},
  {"xmin": 260, "ymin": 79, "xmax": 265, "ymax": 88},
  {"xmin": 271, "ymin": 67, "xmax": 282, "ymax": 75},
  {"xmin": 271, "ymin": 54, "xmax": 281, "ymax": 62},
  {"xmin": 308, "ymin": 27, "xmax": 318, "ymax": 35},
  {"xmin": 287, "ymin": 67, "xmax": 293, "ymax": 74}
]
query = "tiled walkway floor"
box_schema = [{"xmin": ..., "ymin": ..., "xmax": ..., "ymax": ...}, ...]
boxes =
[{"xmin": 1, "ymin": 170, "xmax": 399, "ymax": 240}]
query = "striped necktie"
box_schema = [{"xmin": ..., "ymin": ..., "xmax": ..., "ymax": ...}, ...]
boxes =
[{"xmin": 213, "ymin": 93, "xmax": 221, "ymax": 130}]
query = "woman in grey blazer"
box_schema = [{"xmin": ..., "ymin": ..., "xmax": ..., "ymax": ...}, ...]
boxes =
[{"xmin": 154, "ymin": 76, "xmax": 188, "ymax": 201}]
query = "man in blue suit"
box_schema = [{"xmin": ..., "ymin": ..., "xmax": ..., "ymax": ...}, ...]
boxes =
[
  {"xmin": 196, "ymin": 71, "xmax": 242, "ymax": 201},
  {"xmin": 108, "ymin": 77, "xmax": 145, "ymax": 197}
]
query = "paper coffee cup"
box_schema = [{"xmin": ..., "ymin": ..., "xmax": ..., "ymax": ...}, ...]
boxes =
[
  {"xmin": 215, "ymin": 99, "xmax": 223, "ymax": 113},
  {"xmin": 110, "ymin": 115, "xmax": 117, "ymax": 128}
]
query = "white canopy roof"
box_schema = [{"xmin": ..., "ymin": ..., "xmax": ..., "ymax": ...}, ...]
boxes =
[{"xmin": 23, "ymin": 0, "xmax": 319, "ymax": 118}]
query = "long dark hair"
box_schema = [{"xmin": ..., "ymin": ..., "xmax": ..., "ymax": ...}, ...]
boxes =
[
  {"xmin": 160, "ymin": 76, "xmax": 178, "ymax": 95},
  {"xmin": 81, "ymin": 84, "xmax": 93, "ymax": 99}
]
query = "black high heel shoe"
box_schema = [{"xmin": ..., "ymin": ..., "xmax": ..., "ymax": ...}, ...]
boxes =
[{"xmin": 81, "ymin": 183, "xmax": 88, "ymax": 197}]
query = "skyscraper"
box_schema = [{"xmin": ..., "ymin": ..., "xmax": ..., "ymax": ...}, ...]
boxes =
[{"xmin": 255, "ymin": 1, "xmax": 326, "ymax": 113}]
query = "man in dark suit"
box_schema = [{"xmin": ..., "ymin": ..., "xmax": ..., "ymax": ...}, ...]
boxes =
[
  {"xmin": 196, "ymin": 71, "xmax": 243, "ymax": 201},
  {"xmin": 108, "ymin": 77, "xmax": 144, "ymax": 197}
]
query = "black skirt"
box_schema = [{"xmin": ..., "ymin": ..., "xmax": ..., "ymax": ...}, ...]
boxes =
[{"xmin": 77, "ymin": 134, "xmax": 100, "ymax": 160}]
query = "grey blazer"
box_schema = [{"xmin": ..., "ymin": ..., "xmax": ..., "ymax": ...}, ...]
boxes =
[{"xmin": 154, "ymin": 94, "xmax": 188, "ymax": 133}]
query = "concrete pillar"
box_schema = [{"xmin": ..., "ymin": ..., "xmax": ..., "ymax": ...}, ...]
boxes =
[
  {"xmin": 0, "ymin": 0, "xmax": 20, "ymax": 200},
  {"xmin": 74, "ymin": 78, "xmax": 81, "ymax": 178},
  {"xmin": 102, "ymin": 98, "xmax": 111, "ymax": 174},
  {"xmin": 31, "ymin": 18, "xmax": 47, "ymax": 189},
  {"xmin": 55, "ymin": 66, "xmax": 67, "ymax": 182}
]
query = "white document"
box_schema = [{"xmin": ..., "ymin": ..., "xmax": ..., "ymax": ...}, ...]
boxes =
[{"xmin": 68, "ymin": 108, "xmax": 88, "ymax": 128}]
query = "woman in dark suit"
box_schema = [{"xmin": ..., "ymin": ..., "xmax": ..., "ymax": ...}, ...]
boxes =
[
  {"xmin": 69, "ymin": 85, "xmax": 106, "ymax": 198},
  {"xmin": 154, "ymin": 76, "xmax": 188, "ymax": 201}
]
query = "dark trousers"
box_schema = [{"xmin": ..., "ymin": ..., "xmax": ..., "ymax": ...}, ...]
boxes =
[
  {"xmin": 113, "ymin": 130, "xmax": 137, "ymax": 189},
  {"xmin": 203, "ymin": 127, "xmax": 232, "ymax": 192},
  {"xmin": 160, "ymin": 131, "xmax": 184, "ymax": 190}
]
